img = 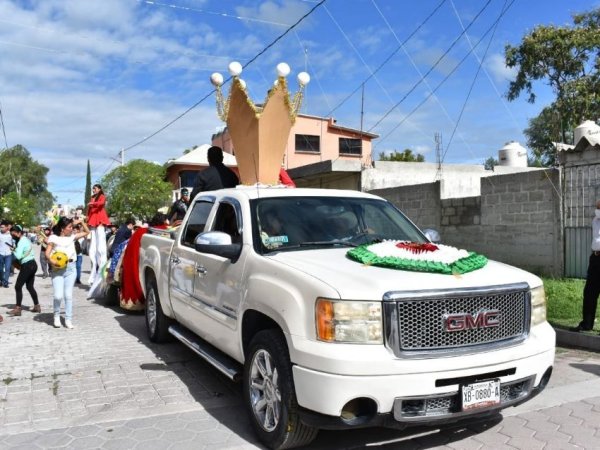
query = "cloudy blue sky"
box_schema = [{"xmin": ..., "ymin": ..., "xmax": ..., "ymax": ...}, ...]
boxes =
[{"xmin": 0, "ymin": 0, "xmax": 597, "ymax": 206}]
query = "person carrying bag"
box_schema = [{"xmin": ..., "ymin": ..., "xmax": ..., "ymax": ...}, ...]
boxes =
[{"xmin": 7, "ymin": 225, "xmax": 40, "ymax": 316}]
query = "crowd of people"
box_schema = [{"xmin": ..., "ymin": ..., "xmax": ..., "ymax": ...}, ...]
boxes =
[{"xmin": 0, "ymin": 145, "xmax": 298, "ymax": 326}]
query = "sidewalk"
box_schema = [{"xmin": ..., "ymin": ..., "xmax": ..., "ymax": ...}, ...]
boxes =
[{"xmin": 0, "ymin": 253, "xmax": 243, "ymax": 435}]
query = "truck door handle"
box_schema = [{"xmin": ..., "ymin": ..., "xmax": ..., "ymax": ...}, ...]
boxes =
[
  {"xmin": 196, "ymin": 264, "xmax": 207, "ymax": 275},
  {"xmin": 170, "ymin": 256, "xmax": 180, "ymax": 264}
]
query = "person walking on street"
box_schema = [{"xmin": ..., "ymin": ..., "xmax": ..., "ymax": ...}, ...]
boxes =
[
  {"xmin": 571, "ymin": 199, "xmax": 600, "ymax": 332},
  {"xmin": 73, "ymin": 224, "xmax": 83, "ymax": 284},
  {"xmin": 46, "ymin": 217, "xmax": 89, "ymax": 329},
  {"xmin": 168, "ymin": 188, "xmax": 191, "ymax": 225},
  {"xmin": 7, "ymin": 225, "xmax": 40, "ymax": 316},
  {"xmin": 86, "ymin": 184, "xmax": 110, "ymax": 286},
  {"xmin": 0, "ymin": 220, "xmax": 13, "ymax": 287},
  {"xmin": 189, "ymin": 146, "xmax": 239, "ymax": 200},
  {"xmin": 38, "ymin": 226, "xmax": 51, "ymax": 278}
]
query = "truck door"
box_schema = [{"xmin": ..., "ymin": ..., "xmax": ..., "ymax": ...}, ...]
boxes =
[
  {"xmin": 169, "ymin": 198, "xmax": 214, "ymax": 327},
  {"xmin": 189, "ymin": 199, "xmax": 246, "ymax": 350}
]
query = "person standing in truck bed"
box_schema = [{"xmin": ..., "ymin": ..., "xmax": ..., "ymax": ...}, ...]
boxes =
[{"xmin": 190, "ymin": 146, "xmax": 239, "ymax": 200}]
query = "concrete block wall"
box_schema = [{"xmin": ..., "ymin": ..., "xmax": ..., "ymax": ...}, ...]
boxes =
[
  {"xmin": 369, "ymin": 169, "xmax": 563, "ymax": 277},
  {"xmin": 370, "ymin": 182, "xmax": 440, "ymax": 231}
]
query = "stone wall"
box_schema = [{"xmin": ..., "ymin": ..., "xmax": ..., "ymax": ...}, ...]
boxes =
[{"xmin": 370, "ymin": 169, "xmax": 563, "ymax": 277}]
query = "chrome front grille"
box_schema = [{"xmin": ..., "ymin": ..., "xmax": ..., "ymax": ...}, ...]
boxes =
[{"xmin": 384, "ymin": 284, "xmax": 530, "ymax": 355}]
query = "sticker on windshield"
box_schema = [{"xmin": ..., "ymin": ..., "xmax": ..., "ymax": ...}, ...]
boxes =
[{"xmin": 264, "ymin": 235, "xmax": 289, "ymax": 245}]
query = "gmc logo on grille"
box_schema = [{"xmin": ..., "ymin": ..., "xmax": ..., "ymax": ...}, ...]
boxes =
[{"xmin": 443, "ymin": 310, "xmax": 501, "ymax": 332}]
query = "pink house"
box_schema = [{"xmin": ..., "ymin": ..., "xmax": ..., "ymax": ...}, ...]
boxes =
[{"xmin": 212, "ymin": 113, "xmax": 378, "ymax": 171}]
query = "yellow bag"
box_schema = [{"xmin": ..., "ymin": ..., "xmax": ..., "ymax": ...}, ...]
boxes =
[{"xmin": 50, "ymin": 251, "xmax": 69, "ymax": 270}]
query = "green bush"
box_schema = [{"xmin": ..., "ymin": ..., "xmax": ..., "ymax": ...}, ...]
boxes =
[{"xmin": 543, "ymin": 277, "xmax": 588, "ymax": 330}]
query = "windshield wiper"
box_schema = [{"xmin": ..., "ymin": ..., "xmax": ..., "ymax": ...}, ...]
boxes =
[{"xmin": 299, "ymin": 240, "xmax": 358, "ymax": 248}]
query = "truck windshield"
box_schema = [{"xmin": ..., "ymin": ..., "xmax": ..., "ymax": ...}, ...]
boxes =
[{"xmin": 252, "ymin": 196, "xmax": 426, "ymax": 253}]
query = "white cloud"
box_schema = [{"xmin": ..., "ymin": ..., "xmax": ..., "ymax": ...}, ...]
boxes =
[{"xmin": 486, "ymin": 53, "xmax": 517, "ymax": 84}]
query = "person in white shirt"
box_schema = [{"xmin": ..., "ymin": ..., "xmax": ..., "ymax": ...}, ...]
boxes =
[
  {"xmin": 572, "ymin": 199, "xmax": 600, "ymax": 333},
  {"xmin": 0, "ymin": 220, "xmax": 13, "ymax": 288},
  {"xmin": 45, "ymin": 217, "xmax": 89, "ymax": 329}
]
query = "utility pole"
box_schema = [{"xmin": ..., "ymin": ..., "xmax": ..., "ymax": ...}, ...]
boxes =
[
  {"xmin": 121, "ymin": 148, "xmax": 125, "ymax": 166},
  {"xmin": 434, "ymin": 132, "xmax": 442, "ymax": 182}
]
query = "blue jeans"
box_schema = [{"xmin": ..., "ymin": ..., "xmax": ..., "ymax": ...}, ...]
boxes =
[
  {"xmin": 0, "ymin": 254, "xmax": 11, "ymax": 286},
  {"xmin": 76, "ymin": 255, "xmax": 82, "ymax": 282},
  {"xmin": 51, "ymin": 263, "xmax": 76, "ymax": 320}
]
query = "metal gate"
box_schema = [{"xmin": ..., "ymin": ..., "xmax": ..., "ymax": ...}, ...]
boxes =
[{"xmin": 565, "ymin": 227, "xmax": 591, "ymax": 278}]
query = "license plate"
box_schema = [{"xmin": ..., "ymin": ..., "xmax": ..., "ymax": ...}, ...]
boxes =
[{"xmin": 461, "ymin": 379, "xmax": 500, "ymax": 411}]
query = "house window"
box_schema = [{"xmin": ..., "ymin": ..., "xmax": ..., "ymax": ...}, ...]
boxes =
[
  {"xmin": 295, "ymin": 134, "xmax": 320, "ymax": 153},
  {"xmin": 179, "ymin": 170, "xmax": 198, "ymax": 188},
  {"xmin": 339, "ymin": 138, "xmax": 362, "ymax": 156}
]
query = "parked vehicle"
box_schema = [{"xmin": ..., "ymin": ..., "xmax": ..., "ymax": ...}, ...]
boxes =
[{"xmin": 140, "ymin": 186, "xmax": 555, "ymax": 449}]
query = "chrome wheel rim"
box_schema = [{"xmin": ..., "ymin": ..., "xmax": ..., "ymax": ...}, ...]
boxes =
[
  {"xmin": 146, "ymin": 287, "xmax": 157, "ymax": 334},
  {"xmin": 249, "ymin": 349, "xmax": 281, "ymax": 432}
]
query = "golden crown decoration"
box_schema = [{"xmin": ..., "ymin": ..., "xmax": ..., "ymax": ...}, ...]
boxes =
[{"xmin": 211, "ymin": 62, "xmax": 310, "ymax": 185}]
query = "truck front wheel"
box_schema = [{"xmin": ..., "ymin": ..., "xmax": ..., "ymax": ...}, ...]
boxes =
[
  {"xmin": 145, "ymin": 275, "xmax": 171, "ymax": 343},
  {"xmin": 243, "ymin": 330, "xmax": 318, "ymax": 449}
]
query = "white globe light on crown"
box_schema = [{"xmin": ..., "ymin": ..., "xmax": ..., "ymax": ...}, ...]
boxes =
[
  {"xmin": 210, "ymin": 72, "xmax": 224, "ymax": 87},
  {"xmin": 276, "ymin": 62, "xmax": 291, "ymax": 77},
  {"xmin": 228, "ymin": 61, "xmax": 243, "ymax": 77},
  {"xmin": 297, "ymin": 72, "xmax": 310, "ymax": 86}
]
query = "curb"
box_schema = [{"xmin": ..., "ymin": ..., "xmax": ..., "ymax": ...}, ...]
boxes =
[{"xmin": 555, "ymin": 327, "xmax": 600, "ymax": 352}]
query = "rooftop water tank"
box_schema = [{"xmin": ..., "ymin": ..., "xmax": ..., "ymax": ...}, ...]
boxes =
[
  {"xmin": 498, "ymin": 141, "xmax": 527, "ymax": 167},
  {"xmin": 574, "ymin": 120, "xmax": 600, "ymax": 146}
]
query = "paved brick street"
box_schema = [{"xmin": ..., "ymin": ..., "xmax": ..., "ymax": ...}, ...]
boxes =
[{"xmin": 1, "ymin": 251, "xmax": 600, "ymax": 449}]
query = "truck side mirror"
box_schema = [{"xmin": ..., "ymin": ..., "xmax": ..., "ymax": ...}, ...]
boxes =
[
  {"xmin": 422, "ymin": 228, "xmax": 441, "ymax": 244},
  {"xmin": 194, "ymin": 231, "xmax": 242, "ymax": 262}
]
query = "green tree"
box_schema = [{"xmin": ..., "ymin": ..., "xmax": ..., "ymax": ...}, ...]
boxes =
[
  {"xmin": 484, "ymin": 157, "xmax": 498, "ymax": 171},
  {"xmin": 84, "ymin": 159, "xmax": 91, "ymax": 207},
  {"xmin": 378, "ymin": 148, "xmax": 425, "ymax": 162},
  {"xmin": 505, "ymin": 7, "xmax": 600, "ymax": 163},
  {"xmin": 0, "ymin": 145, "xmax": 53, "ymax": 222},
  {"xmin": 0, "ymin": 192, "xmax": 38, "ymax": 226},
  {"xmin": 100, "ymin": 159, "xmax": 173, "ymax": 222}
]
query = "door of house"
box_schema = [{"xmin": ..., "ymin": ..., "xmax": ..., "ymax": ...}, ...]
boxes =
[{"xmin": 565, "ymin": 227, "xmax": 592, "ymax": 278}]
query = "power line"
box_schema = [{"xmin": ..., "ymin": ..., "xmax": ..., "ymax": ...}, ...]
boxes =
[
  {"xmin": 0, "ymin": 100, "xmax": 8, "ymax": 150},
  {"xmin": 374, "ymin": 0, "xmax": 515, "ymax": 150},
  {"xmin": 327, "ymin": 0, "xmax": 447, "ymax": 117},
  {"xmin": 441, "ymin": 0, "xmax": 506, "ymax": 163},
  {"xmin": 367, "ymin": 0, "xmax": 493, "ymax": 133},
  {"xmin": 135, "ymin": 0, "xmax": 291, "ymax": 27},
  {"xmin": 122, "ymin": 0, "xmax": 327, "ymax": 154}
]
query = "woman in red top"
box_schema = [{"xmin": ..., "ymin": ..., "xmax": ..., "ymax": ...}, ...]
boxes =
[{"xmin": 86, "ymin": 184, "xmax": 110, "ymax": 285}]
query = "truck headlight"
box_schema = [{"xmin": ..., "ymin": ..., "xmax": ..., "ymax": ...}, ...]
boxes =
[
  {"xmin": 531, "ymin": 285, "xmax": 547, "ymax": 326},
  {"xmin": 316, "ymin": 298, "xmax": 383, "ymax": 344}
]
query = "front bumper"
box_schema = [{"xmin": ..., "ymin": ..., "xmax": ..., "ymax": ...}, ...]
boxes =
[{"xmin": 291, "ymin": 323, "xmax": 555, "ymax": 426}]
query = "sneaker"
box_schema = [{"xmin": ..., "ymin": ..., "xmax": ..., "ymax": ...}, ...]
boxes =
[
  {"xmin": 53, "ymin": 316, "xmax": 61, "ymax": 328},
  {"xmin": 65, "ymin": 320, "xmax": 74, "ymax": 329}
]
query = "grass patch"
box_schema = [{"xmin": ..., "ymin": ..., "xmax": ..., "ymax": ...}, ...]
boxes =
[{"xmin": 543, "ymin": 277, "xmax": 589, "ymax": 330}]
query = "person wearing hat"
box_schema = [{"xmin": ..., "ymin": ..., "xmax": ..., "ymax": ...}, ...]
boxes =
[
  {"xmin": 168, "ymin": 188, "xmax": 191, "ymax": 226},
  {"xmin": 46, "ymin": 217, "xmax": 90, "ymax": 329},
  {"xmin": 8, "ymin": 225, "xmax": 40, "ymax": 316}
]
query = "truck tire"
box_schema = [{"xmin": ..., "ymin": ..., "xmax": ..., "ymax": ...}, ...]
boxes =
[
  {"xmin": 145, "ymin": 275, "xmax": 171, "ymax": 343},
  {"xmin": 243, "ymin": 330, "xmax": 318, "ymax": 449}
]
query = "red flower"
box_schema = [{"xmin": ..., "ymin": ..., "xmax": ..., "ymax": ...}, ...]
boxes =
[{"xmin": 395, "ymin": 242, "xmax": 439, "ymax": 254}]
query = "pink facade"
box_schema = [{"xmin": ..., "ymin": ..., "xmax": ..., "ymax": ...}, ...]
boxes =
[{"xmin": 212, "ymin": 114, "xmax": 377, "ymax": 169}]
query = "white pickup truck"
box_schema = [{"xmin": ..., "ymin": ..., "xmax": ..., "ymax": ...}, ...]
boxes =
[{"xmin": 140, "ymin": 186, "xmax": 555, "ymax": 449}]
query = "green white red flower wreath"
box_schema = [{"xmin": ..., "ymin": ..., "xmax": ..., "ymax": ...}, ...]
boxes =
[{"xmin": 346, "ymin": 240, "xmax": 487, "ymax": 274}]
